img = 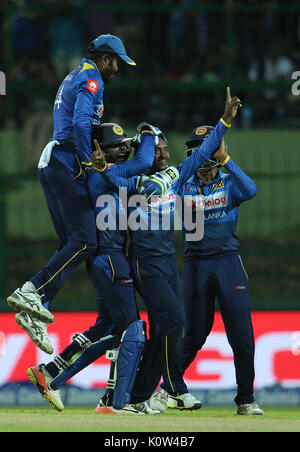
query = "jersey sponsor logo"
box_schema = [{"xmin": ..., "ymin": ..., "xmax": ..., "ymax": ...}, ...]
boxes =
[
  {"xmin": 188, "ymin": 190, "xmax": 227, "ymax": 211},
  {"xmin": 149, "ymin": 192, "xmax": 176, "ymax": 206},
  {"xmin": 86, "ymin": 79, "xmax": 99, "ymax": 94}
]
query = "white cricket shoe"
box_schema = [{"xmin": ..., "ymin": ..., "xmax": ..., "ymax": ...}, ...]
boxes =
[
  {"xmin": 7, "ymin": 282, "xmax": 54, "ymax": 324},
  {"xmin": 237, "ymin": 402, "xmax": 264, "ymax": 415},
  {"xmin": 149, "ymin": 388, "xmax": 169, "ymax": 412},
  {"xmin": 166, "ymin": 392, "xmax": 202, "ymax": 410},
  {"xmin": 15, "ymin": 311, "xmax": 54, "ymax": 355},
  {"xmin": 27, "ymin": 364, "xmax": 64, "ymax": 412},
  {"xmin": 134, "ymin": 401, "xmax": 161, "ymax": 415}
]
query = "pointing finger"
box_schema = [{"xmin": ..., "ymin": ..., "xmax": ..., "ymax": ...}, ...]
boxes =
[{"xmin": 226, "ymin": 86, "xmax": 231, "ymax": 102}]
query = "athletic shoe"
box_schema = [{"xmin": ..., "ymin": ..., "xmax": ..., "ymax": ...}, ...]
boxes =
[
  {"xmin": 149, "ymin": 388, "xmax": 169, "ymax": 412},
  {"xmin": 27, "ymin": 364, "xmax": 64, "ymax": 411},
  {"xmin": 95, "ymin": 404, "xmax": 145, "ymax": 415},
  {"xmin": 166, "ymin": 392, "xmax": 202, "ymax": 410},
  {"xmin": 134, "ymin": 401, "xmax": 161, "ymax": 415},
  {"xmin": 237, "ymin": 402, "xmax": 264, "ymax": 415},
  {"xmin": 7, "ymin": 282, "xmax": 54, "ymax": 324},
  {"xmin": 15, "ymin": 312, "xmax": 54, "ymax": 355}
]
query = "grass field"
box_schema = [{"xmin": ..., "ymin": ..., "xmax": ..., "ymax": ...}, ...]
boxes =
[{"xmin": 0, "ymin": 406, "xmax": 299, "ymax": 433}]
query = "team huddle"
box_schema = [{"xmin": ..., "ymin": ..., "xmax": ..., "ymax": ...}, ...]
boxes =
[{"xmin": 7, "ymin": 34, "xmax": 263, "ymax": 416}]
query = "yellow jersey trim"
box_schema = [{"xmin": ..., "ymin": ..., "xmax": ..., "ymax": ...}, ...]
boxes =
[{"xmin": 80, "ymin": 62, "xmax": 97, "ymax": 73}]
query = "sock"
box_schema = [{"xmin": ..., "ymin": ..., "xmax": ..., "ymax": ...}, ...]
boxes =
[{"xmin": 45, "ymin": 341, "xmax": 83, "ymax": 378}]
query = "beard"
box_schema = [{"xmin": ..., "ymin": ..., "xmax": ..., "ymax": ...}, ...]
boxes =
[{"xmin": 101, "ymin": 65, "xmax": 117, "ymax": 84}]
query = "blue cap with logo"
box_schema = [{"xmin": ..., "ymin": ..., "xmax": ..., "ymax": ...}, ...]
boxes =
[{"xmin": 88, "ymin": 34, "xmax": 136, "ymax": 66}]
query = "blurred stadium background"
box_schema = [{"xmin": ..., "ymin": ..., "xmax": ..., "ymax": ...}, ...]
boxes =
[{"xmin": 0, "ymin": 0, "xmax": 300, "ymax": 409}]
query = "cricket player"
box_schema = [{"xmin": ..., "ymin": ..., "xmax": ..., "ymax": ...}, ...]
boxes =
[
  {"xmin": 176, "ymin": 128, "xmax": 264, "ymax": 415},
  {"xmin": 7, "ymin": 34, "xmax": 136, "ymax": 353}
]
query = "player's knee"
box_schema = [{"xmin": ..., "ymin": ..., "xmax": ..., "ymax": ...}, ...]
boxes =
[
  {"xmin": 164, "ymin": 309, "xmax": 186, "ymax": 336},
  {"xmin": 85, "ymin": 240, "xmax": 98, "ymax": 254},
  {"xmin": 71, "ymin": 238, "xmax": 97, "ymax": 255}
]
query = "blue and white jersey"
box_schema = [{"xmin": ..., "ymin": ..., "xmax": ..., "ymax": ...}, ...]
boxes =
[
  {"xmin": 51, "ymin": 58, "xmax": 104, "ymax": 176},
  {"xmin": 103, "ymin": 119, "xmax": 231, "ymax": 258},
  {"xmin": 181, "ymin": 157, "xmax": 257, "ymax": 258}
]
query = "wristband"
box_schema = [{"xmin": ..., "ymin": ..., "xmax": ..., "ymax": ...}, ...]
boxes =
[
  {"xmin": 220, "ymin": 155, "xmax": 231, "ymax": 166},
  {"xmin": 220, "ymin": 118, "xmax": 231, "ymax": 128}
]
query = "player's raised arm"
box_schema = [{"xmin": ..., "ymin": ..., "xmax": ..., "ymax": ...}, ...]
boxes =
[{"xmin": 176, "ymin": 87, "xmax": 242, "ymax": 186}]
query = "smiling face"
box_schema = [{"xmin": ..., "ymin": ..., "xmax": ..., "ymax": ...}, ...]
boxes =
[{"xmin": 151, "ymin": 136, "xmax": 169, "ymax": 172}]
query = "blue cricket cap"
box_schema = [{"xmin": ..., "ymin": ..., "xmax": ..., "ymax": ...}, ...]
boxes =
[{"xmin": 88, "ymin": 34, "xmax": 136, "ymax": 66}]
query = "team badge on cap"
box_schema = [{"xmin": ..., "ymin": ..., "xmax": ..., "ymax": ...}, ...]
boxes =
[
  {"xmin": 113, "ymin": 125, "xmax": 124, "ymax": 135},
  {"xmin": 195, "ymin": 127, "xmax": 207, "ymax": 136}
]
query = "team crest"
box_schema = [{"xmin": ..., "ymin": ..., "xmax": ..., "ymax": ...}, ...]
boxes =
[
  {"xmin": 195, "ymin": 127, "xmax": 207, "ymax": 136},
  {"xmin": 113, "ymin": 125, "xmax": 124, "ymax": 135}
]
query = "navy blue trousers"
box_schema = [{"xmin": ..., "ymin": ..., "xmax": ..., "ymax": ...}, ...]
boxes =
[
  {"xmin": 87, "ymin": 252, "xmax": 139, "ymax": 336},
  {"xmin": 130, "ymin": 255, "xmax": 187, "ymax": 400},
  {"xmin": 31, "ymin": 156, "xmax": 97, "ymax": 302},
  {"xmin": 183, "ymin": 253, "xmax": 255, "ymax": 405}
]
